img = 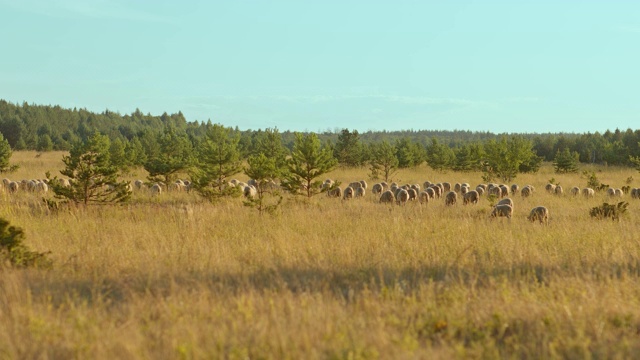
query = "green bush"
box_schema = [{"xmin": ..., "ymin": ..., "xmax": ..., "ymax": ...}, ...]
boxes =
[{"xmin": 0, "ymin": 218, "xmax": 51, "ymax": 268}]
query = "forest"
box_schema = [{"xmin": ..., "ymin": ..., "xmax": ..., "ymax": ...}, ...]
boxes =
[{"xmin": 0, "ymin": 99, "xmax": 638, "ymax": 171}]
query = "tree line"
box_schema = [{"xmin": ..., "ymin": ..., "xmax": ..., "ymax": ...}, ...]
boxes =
[{"xmin": 1, "ymin": 99, "xmax": 639, "ymax": 172}]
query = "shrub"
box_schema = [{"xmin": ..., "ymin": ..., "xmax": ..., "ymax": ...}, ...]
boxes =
[
  {"xmin": 589, "ymin": 202, "xmax": 629, "ymax": 221},
  {"xmin": 0, "ymin": 218, "xmax": 51, "ymax": 268}
]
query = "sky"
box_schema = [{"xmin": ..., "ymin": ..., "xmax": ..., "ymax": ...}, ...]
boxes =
[{"xmin": 1, "ymin": 0, "xmax": 639, "ymax": 133}]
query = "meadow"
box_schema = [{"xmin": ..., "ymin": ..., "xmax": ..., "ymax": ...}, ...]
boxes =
[{"xmin": 1, "ymin": 151, "xmax": 640, "ymax": 359}]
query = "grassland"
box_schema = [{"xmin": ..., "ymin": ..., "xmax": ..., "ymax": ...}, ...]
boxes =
[{"xmin": 1, "ymin": 151, "xmax": 640, "ymax": 359}]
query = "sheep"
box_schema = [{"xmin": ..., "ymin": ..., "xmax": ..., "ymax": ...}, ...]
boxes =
[
  {"xmin": 355, "ymin": 187, "xmax": 366, "ymax": 198},
  {"xmin": 499, "ymin": 185, "xmax": 509, "ymax": 198},
  {"xmin": 475, "ymin": 186, "xmax": 485, "ymax": 196},
  {"xmin": 510, "ymin": 184, "xmax": 519, "ymax": 195},
  {"xmin": 2, "ymin": 178, "xmax": 10, "ymax": 187},
  {"xmin": 396, "ymin": 189, "xmax": 409, "ymax": 205},
  {"xmin": 614, "ymin": 188, "xmax": 623, "ymax": 197},
  {"xmin": 349, "ymin": 181, "xmax": 362, "ymax": 190},
  {"xmin": 379, "ymin": 190, "xmax": 395, "ymax": 204},
  {"xmin": 555, "ymin": 185, "xmax": 563, "ymax": 196},
  {"xmin": 35, "ymin": 182, "xmax": 48, "ymax": 193},
  {"xmin": 582, "ymin": 188, "xmax": 595, "ymax": 198},
  {"xmin": 419, "ymin": 191, "xmax": 430, "ymax": 204},
  {"xmin": 380, "ymin": 181, "xmax": 388, "ymax": 190},
  {"xmin": 462, "ymin": 183, "xmax": 470, "ymax": 189},
  {"xmin": 343, "ymin": 186, "xmax": 355, "ymax": 200},
  {"xmin": 489, "ymin": 186, "xmax": 502, "ymax": 197},
  {"xmin": 150, "ymin": 183, "xmax": 162, "ymax": 195},
  {"xmin": 430, "ymin": 185, "xmax": 442, "ymax": 198},
  {"xmin": 490, "ymin": 204, "xmax": 513, "ymax": 219},
  {"xmin": 371, "ymin": 183, "xmax": 384, "ymax": 195},
  {"xmin": 528, "ymin": 206, "xmax": 549, "ymax": 224},
  {"xmin": 423, "ymin": 181, "xmax": 432, "ymax": 190},
  {"xmin": 476, "ymin": 184, "xmax": 488, "ymax": 191},
  {"xmin": 461, "ymin": 186, "xmax": 469, "ymax": 195},
  {"xmin": 134, "ymin": 179, "xmax": 145, "ymax": 190},
  {"xmin": 327, "ymin": 186, "xmax": 342, "ymax": 198},
  {"xmin": 445, "ymin": 191, "xmax": 457, "ymax": 206},
  {"xmin": 463, "ymin": 190, "xmax": 479, "ymax": 205},
  {"xmin": 454, "ymin": 183, "xmax": 462, "ymax": 193},
  {"xmin": 244, "ymin": 185, "xmax": 257, "ymax": 198},
  {"xmin": 425, "ymin": 187, "xmax": 436, "ymax": 200},
  {"xmin": 545, "ymin": 183, "xmax": 557, "ymax": 193},
  {"xmin": 607, "ymin": 188, "xmax": 616, "ymax": 197},
  {"xmin": 8, "ymin": 181, "xmax": 19, "ymax": 193},
  {"xmin": 442, "ymin": 182, "xmax": 451, "ymax": 192},
  {"xmin": 407, "ymin": 188, "xmax": 417, "ymax": 201},
  {"xmin": 632, "ymin": 188, "xmax": 640, "ymax": 199},
  {"xmin": 411, "ymin": 184, "xmax": 421, "ymax": 192},
  {"xmin": 359, "ymin": 180, "xmax": 368, "ymax": 190},
  {"xmin": 570, "ymin": 187, "xmax": 580, "ymax": 196},
  {"xmin": 497, "ymin": 198, "xmax": 514, "ymax": 211},
  {"xmin": 521, "ymin": 186, "xmax": 532, "ymax": 198}
]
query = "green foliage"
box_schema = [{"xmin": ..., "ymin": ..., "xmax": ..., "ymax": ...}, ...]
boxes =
[
  {"xmin": 368, "ymin": 141, "xmax": 398, "ymax": 182},
  {"xmin": 0, "ymin": 218, "xmax": 51, "ymax": 268},
  {"xmin": 553, "ymin": 148, "xmax": 580, "ymax": 173},
  {"xmin": 453, "ymin": 143, "xmax": 484, "ymax": 172},
  {"xmin": 590, "ymin": 202, "xmax": 628, "ymax": 221},
  {"xmin": 282, "ymin": 133, "xmax": 337, "ymax": 197},
  {"xmin": 190, "ymin": 124, "xmax": 242, "ymax": 202},
  {"xmin": 251, "ymin": 127, "xmax": 288, "ymax": 177},
  {"xmin": 334, "ymin": 128, "xmax": 365, "ymax": 167},
  {"xmin": 49, "ymin": 133, "xmax": 131, "ymax": 205},
  {"xmin": 144, "ymin": 126, "xmax": 193, "ymax": 184},
  {"xmin": 0, "ymin": 132, "xmax": 13, "ymax": 173},
  {"xmin": 582, "ymin": 171, "xmax": 602, "ymax": 190},
  {"xmin": 482, "ymin": 136, "xmax": 540, "ymax": 182},
  {"xmin": 425, "ymin": 138, "xmax": 454, "ymax": 172},
  {"xmin": 36, "ymin": 134, "xmax": 54, "ymax": 152},
  {"xmin": 395, "ymin": 137, "xmax": 425, "ymax": 168},
  {"xmin": 243, "ymin": 153, "xmax": 283, "ymax": 214}
]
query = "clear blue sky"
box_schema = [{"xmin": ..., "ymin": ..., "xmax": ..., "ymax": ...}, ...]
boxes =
[{"xmin": 1, "ymin": 1, "xmax": 639, "ymax": 133}]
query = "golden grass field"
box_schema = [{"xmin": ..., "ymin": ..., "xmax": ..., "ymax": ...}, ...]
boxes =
[{"xmin": 1, "ymin": 151, "xmax": 640, "ymax": 359}]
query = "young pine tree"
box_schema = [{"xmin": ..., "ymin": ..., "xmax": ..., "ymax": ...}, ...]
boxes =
[
  {"xmin": 49, "ymin": 133, "xmax": 131, "ymax": 205},
  {"xmin": 282, "ymin": 133, "xmax": 338, "ymax": 197},
  {"xmin": 243, "ymin": 153, "xmax": 283, "ymax": 214}
]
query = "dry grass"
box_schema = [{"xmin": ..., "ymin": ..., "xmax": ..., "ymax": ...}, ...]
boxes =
[{"xmin": 1, "ymin": 151, "xmax": 640, "ymax": 359}]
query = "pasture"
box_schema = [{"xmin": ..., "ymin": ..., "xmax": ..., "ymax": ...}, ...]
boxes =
[{"xmin": 1, "ymin": 151, "xmax": 640, "ymax": 359}]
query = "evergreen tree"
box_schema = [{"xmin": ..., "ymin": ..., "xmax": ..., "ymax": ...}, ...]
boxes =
[
  {"xmin": 190, "ymin": 124, "xmax": 242, "ymax": 201},
  {"xmin": 144, "ymin": 126, "xmax": 193, "ymax": 184},
  {"xmin": 334, "ymin": 128, "xmax": 364, "ymax": 167},
  {"xmin": 453, "ymin": 143, "xmax": 484, "ymax": 172},
  {"xmin": 252, "ymin": 127, "xmax": 288, "ymax": 177},
  {"xmin": 369, "ymin": 141, "xmax": 398, "ymax": 182},
  {"xmin": 49, "ymin": 133, "xmax": 131, "ymax": 205},
  {"xmin": 553, "ymin": 148, "xmax": 580, "ymax": 173},
  {"xmin": 425, "ymin": 138, "xmax": 455, "ymax": 172},
  {"xmin": 282, "ymin": 132, "xmax": 337, "ymax": 197},
  {"xmin": 243, "ymin": 153, "xmax": 283, "ymax": 214},
  {"xmin": 395, "ymin": 137, "xmax": 425, "ymax": 168},
  {"xmin": 0, "ymin": 133, "xmax": 13, "ymax": 173},
  {"xmin": 482, "ymin": 136, "xmax": 539, "ymax": 182}
]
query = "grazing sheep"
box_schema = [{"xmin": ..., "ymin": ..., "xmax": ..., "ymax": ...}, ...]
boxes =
[
  {"xmin": 463, "ymin": 190, "xmax": 479, "ymax": 205},
  {"xmin": 244, "ymin": 185, "xmax": 257, "ymax": 198},
  {"xmin": 355, "ymin": 187, "xmax": 366, "ymax": 198},
  {"xmin": 425, "ymin": 187, "xmax": 435, "ymax": 200},
  {"xmin": 631, "ymin": 188, "xmax": 640, "ymax": 199},
  {"xmin": 379, "ymin": 190, "xmax": 395, "ymax": 204},
  {"xmin": 498, "ymin": 198, "xmax": 514, "ymax": 210},
  {"xmin": 35, "ymin": 182, "xmax": 48, "ymax": 193},
  {"xmin": 134, "ymin": 179, "xmax": 145, "ymax": 190},
  {"xmin": 343, "ymin": 186, "xmax": 355, "ymax": 200},
  {"xmin": 150, "ymin": 183, "xmax": 162, "ymax": 196},
  {"xmin": 499, "ymin": 185, "xmax": 509, "ymax": 198},
  {"xmin": 247, "ymin": 179, "xmax": 258, "ymax": 188},
  {"xmin": 423, "ymin": 181, "xmax": 432, "ymax": 190},
  {"xmin": 510, "ymin": 184, "xmax": 519, "ymax": 194},
  {"xmin": 372, "ymin": 183, "xmax": 384, "ymax": 195},
  {"xmin": 419, "ymin": 191, "xmax": 430, "ymax": 204},
  {"xmin": 614, "ymin": 188, "xmax": 623, "ymax": 197},
  {"xmin": 475, "ymin": 186, "xmax": 485, "ymax": 196},
  {"xmin": 380, "ymin": 181, "xmax": 388, "ymax": 190},
  {"xmin": 359, "ymin": 180, "xmax": 368, "ymax": 189},
  {"xmin": 489, "ymin": 186, "xmax": 502, "ymax": 197},
  {"xmin": 454, "ymin": 183, "xmax": 462, "ymax": 193},
  {"xmin": 582, "ymin": 188, "xmax": 595, "ymax": 198},
  {"xmin": 570, "ymin": 187, "xmax": 580, "ymax": 196},
  {"xmin": 396, "ymin": 189, "xmax": 409, "ymax": 205},
  {"xmin": 476, "ymin": 184, "xmax": 488, "ymax": 191},
  {"xmin": 327, "ymin": 186, "xmax": 343, "ymax": 198},
  {"xmin": 490, "ymin": 204, "xmax": 513, "ymax": 219},
  {"xmin": 411, "ymin": 184, "xmax": 421, "ymax": 192},
  {"xmin": 2, "ymin": 178, "xmax": 10, "ymax": 187},
  {"xmin": 407, "ymin": 188, "xmax": 417, "ymax": 201},
  {"xmin": 528, "ymin": 206, "xmax": 549, "ymax": 224},
  {"xmin": 461, "ymin": 186, "xmax": 469, "ymax": 195},
  {"xmin": 8, "ymin": 181, "xmax": 19, "ymax": 193},
  {"xmin": 445, "ymin": 191, "xmax": 457, "ymax": 206},
  {"xmin": 607, "ymin": 188, "xmax": 616, "ymax": 197},
  {"xmin": 555, "ymin": 185, "xmax": 563, "ymax": 196},
  {"xmin": 442, "ymin": 182, "xmax": 451, "ymax": 192},
  {"xmin": 349, "ymin": 181, "xmax": 362, "ymax": 190},
  {"xmin": 430, "ymin": 185, "xmax": 442, "ymax": 198},
  {"xmin": 545, "ymin": 184, "xmax": 557, "ymax": 193},
  {"xmin": 521, "ymin": 186, "xmax": 532, "ymax": 198}
]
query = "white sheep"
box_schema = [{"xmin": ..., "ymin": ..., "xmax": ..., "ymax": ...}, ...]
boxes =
[
  {"xmin": 555, "ymin": 185, "xmax": 563, "ymax": 196},
  {"xmin": 372, "ymin": 183, "xmax": 384, "ymax": 195},
  {"xmin": 497, "ymin": 198, "xmax": 514, "ymax": 211},
  {"xmin": 379, "ymin": 190, "xmax": 395, "ymax": 204},
  {"xmin": 490, "ymin": 204, "xmax": 513, "ymax": 219},
  {"xmin": 570, "ymin": 187, "xmax": 580, "ymax": 196},
  {"xmin": 528, "ymin": 206, "xmax": 549, "ymax": 224},
  {"xmin": 396, "ymin": 189, "xmax": 409, "ymax": 205},
  {"xmin": 445, "ymin": 191, "xmax": 457, "ymax": 206},
  {"xmin": 463, "ymin": 190, "xmax": 479, "ymax": 205},
  {"xmin": 521, "ymin": 186, "xmax": 532, "ymax": 198},
  {"xmin": 150, "ymin": 183, "xmax": 162, "ymax": 196},
  {"xmin": 510, "ymin": 184, "xmax": 519, "ymax": 194},
  {"xmin": 343, "ymin": 186, "xmax": 355, "ymax": 200},
  {"xmin": 545, "ymin": 183, "xmax": 556, "ymax": 193},
  {"xmin": 582, "ymin": 188, "xmax": 595, "ymax": 198},
  {"xmin": 327, "ymin": 186, "xmax": 343, "ymax": 198},
  {"xmin": 419, "ymin": 191, "xmax": 429, "ymax": 204},
  {"xmin": 355, "ymin": 187, "xmax": 366, "ymax": 198}
]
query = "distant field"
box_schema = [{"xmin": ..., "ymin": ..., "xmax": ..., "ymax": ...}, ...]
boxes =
[{"xmin": 1, "ymin": 151, "xmax": 640, "ymax": 359}]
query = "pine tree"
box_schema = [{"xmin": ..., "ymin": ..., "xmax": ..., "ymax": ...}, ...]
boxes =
[
  {"xmin": 49, "ymin": 133, "xmax": 131, "ymax": 205},
  {"xmin": 0, "ymin": 133, "xmax": 13, "ymax": 173},
  {"xmin": 553, "ymin": 148, "xmax": 580, "ymax": 173},
  {"xmin": 425, "ymin": 138, "xmax": 454, "ymax": 172},
  {"xmin": 190, "ymin": 124, "xmax": 242, "ymax": 201},
  {"xmin": 282, "ymin": 133, "xmax": 338, "ymax": 197},
  {"xmin": 243, "ymin": 153, "xmax": 283, "ymax": 214},
  {"xmin": 334, "ymin": 129, "xmax": 364, "ymax": 167},
  {"xmin": 369, "ymin": 141, "xmax": 398, "ymax": 182},
  {"xmin": 144, "ymin": 126, "xmax": 193, "ymax": 184}
]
